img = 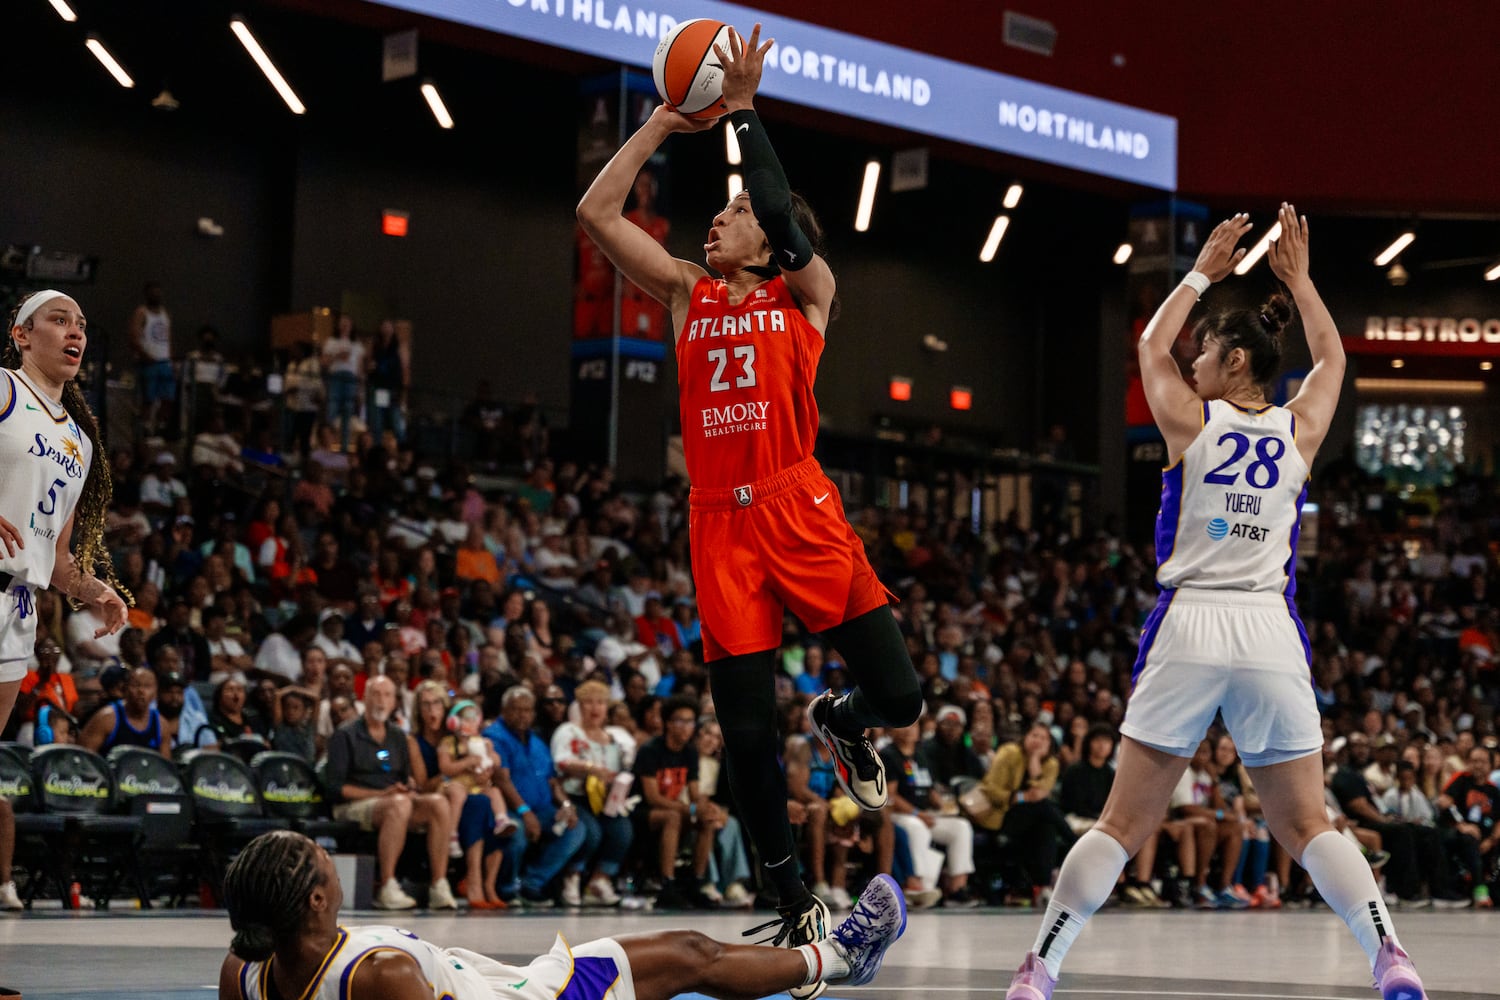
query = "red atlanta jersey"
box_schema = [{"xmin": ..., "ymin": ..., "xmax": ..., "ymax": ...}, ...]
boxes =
[{"xmin": 676, "ymin": 275, "xmax": 823, "ymax": 489}]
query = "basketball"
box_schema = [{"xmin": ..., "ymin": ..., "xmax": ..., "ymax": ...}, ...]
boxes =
[{"xmin": 652, "ymin": 18, "xmax": 734, "ymax": 119}]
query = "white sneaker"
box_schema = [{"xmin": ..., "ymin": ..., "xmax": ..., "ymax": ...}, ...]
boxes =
[
  {"xmin": 448, "ymin": 833, "xmax": 464, "ymax": 859},
  {"xmin": 375, "ymin": 878, "xmax": 417, "ymax": 910},
  {"xmin": 724, "ymin": 881, "xmax": 753, "ymax": 908},
  {"xmin": 560, "ymin": 872, "xmax": 582, "ymax": 907},
  {"xmin": 428, "ymin": 878, "xmax": 457, "ymax": 910},
  {"xmin": 904, "ymin": 886, "xmax": 942, "ymax": 909},
  {"xmin": 0, "ymin": 881, "xmax": 22, "ymax": 911},
  {"xmin": 700, "ymin": 882, "xmax": 725, "ymax": 905},
  {"xmin": 811, "ymin": 880, "xmax": 832, "ymax": 897},
  {"xmin": 584, "ymin": 875, "xmax": 620, "ymax": 907},
  {"xmin": 826, "ymin": 885, "xmax": 854, "ymax": 911}
]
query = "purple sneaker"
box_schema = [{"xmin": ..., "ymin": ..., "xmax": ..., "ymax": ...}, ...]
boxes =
[
  {"xmin": 1373, "ymin": 939, "xmax": 1426, "ymax": 1000},
  {"xmin": 1005, "ymin": 952, "xmax": 1056, "ymax": 1000}
]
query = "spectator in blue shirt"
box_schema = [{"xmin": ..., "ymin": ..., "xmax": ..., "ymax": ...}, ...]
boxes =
[
  {"xmin": 794, "ymin": 643, "xmax": 830, "ymax": 697},
  {"xmin": 483, "ymin": 685, "xmax": 590, "ymax": 905}
]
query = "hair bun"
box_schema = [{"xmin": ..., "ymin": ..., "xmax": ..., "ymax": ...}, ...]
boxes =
[
  {"xmin": 230, "ymin": 924, "xmax": 277, "ymax": 962},
  {"xmin": 1257, "ymin": 292, "xmax": 1295, "ymax": 335}
]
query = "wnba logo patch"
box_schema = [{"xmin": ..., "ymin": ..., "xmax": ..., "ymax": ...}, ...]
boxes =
[
  {"xmin": 734, "ymin": 485, "xmax": 753, "ymax": 507},
  {"xmin": 1206, "ymin": 518, "xmax": 1229, "ymax": 540}
]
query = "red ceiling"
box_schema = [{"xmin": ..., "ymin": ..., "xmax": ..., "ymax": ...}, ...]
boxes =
[{"xmin": 733, "ymin": 1, "xmax": 1500, "ymax": 214}]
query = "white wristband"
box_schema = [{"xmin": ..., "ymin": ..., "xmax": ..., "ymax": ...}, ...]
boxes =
[{"xmin": 1180, "ymin": 271, "xmax": 1211, "ymax": 297}]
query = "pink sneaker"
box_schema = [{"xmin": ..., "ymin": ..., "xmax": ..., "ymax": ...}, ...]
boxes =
[
  {"xmin": 1373, "ymin": 939, "xmax": 1426, "ymax": 1000},
  {"xmin": 1005, "ymin": 952, "xmax": 1056, "ymax": 1000}
]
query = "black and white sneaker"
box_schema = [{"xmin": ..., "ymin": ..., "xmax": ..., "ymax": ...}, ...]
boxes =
[
  {"xmin": 807, "ymin": 691, "xmax": 888, "ymax": 810},
  {"xmin": 744, "ymin": 892, "xmax": 834, "ymax": 1000}
]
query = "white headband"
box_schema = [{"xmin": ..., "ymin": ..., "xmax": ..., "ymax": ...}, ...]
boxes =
[{"xmin": 13, "ymin": 289, "xmax": 71, "ymax": 330}]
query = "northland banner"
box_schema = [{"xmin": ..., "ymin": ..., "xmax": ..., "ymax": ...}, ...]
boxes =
[{"xmin": 376, "ymin": 0, "xmax": 1177, "ymax": 189}]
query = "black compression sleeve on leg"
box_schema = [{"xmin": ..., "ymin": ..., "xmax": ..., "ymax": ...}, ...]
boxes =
[
  {"xmin": 708, "ymin": 650, "xmax": 808, "ymax": 905},
  {"xmin": 726, "ymin": 109, "xmax": 814, "ymax": 272},
  {"xmin": 821, "ymin": 605, "xmax": 923, "ymax": 735}
]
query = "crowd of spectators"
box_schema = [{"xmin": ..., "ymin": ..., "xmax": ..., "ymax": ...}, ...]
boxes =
[{"xmin": 2, "ymin": 377, "xmax": 1498, "ymax": 916}]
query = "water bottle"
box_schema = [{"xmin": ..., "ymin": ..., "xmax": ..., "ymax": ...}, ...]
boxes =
[{"xmin": 69, "ymin": 881, "xmax": 82, "ymax": 909}]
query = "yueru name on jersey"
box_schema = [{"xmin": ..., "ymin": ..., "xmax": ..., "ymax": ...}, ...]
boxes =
[{"xmin": 683, "ymin": 309, "xmax": 788, "ymax": 343}]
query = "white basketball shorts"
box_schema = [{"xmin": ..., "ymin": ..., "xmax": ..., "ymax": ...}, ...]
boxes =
[
  {"xmin": 1120, "ymin": 588, "xmax": 1323, "ymax": 767},
  {"xmin": 0, "ymin": 579, "xmax": 39, "ymax": 683}
]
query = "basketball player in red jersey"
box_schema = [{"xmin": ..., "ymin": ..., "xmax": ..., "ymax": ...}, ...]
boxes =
[{"xmin": 578, "ymin": 24, "xmax": 921, "ymax": 981}]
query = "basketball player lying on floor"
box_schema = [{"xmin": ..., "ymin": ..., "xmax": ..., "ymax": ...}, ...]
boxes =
[{"xmin": 218, "ymin": 831, "xmax": 907, "ymax": 1000}]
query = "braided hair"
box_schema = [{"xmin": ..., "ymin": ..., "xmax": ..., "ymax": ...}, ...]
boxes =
[
  {"xmin": 6, "ymin": 292, "xmax": 131, "ymax": 607},
  {"xmin": 222, "ymin": 830, "xmax": 327, "ymax": 961}
]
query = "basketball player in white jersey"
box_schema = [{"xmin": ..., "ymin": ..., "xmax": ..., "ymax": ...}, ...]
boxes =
[
  {"xmin": 1005, "ymin": 205, "xmax": 1427, "ymax": 1000},
  {"xmin": 218, "ymin": 831, "xmax": 907, "ymax": 1000},
  {"xmin": 0, "ymin": 290, "xmax": 130, "ymax": 734}
]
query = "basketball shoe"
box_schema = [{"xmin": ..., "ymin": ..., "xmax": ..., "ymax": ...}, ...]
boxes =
[
  {"xmin": 744, "ymin": 891, "xmax": 833, "ymax": 1000},
  {"xmin": 826, "ymin": 874, "xmax": 907, "ymax": 986},
  {"xmin": 1004, "ymin": 952, "xmax": 1057, "ymax": 1000},
  {"xmin": 807, "ymin": 692, "xmax": 887, "ymax": 809},
  {"xmin": 1373, "ymin": 939, "xmax": 1426, "ymax": 1000}
]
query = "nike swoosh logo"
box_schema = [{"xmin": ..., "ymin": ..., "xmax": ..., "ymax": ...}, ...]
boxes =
[
  {"xmin": 700, "ymin": 296, "xmax": 714, "ymax": 303},
  {"xmin": 813, "ymin": 492, "xmax": 830, "ymax": 505},
  {"xmin": 24, "ymin": 404, "xmax": 39, "ymax": 412},
  {"xmin": 508, "ymin": 980, "xmax": 529, "ymax": 990},
  {"xmin": 736, "ymin": 123, "xmax": 749, "ymax": 135}
]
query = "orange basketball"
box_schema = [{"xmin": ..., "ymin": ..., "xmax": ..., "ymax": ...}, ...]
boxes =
[{"xmin": 652, "ymin": 18, "xmax": 734, "ymax": 120}]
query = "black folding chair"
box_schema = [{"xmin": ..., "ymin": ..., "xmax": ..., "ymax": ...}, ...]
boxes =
[
  {"xmin": 180, "ymin": 750, "xmax": 290, "ymax": 902},
  {"xmin": 28, "ymin": 745, "xmax": 143, "ymax": 909},
  {"xmin": 107, "ymin": 746, "xmax": 199, "ymax": 908},
  {"xmin": 0, "ymin": 745, "xmax": 67, "ymax": 908},
  {"xmin": 249, "ymin": 751, "xmax": 362, "ymax": 849}
]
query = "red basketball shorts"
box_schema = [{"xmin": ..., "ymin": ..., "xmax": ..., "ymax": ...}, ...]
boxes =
[{"xmin": 688, "ymin": 457, "xmax": 893, "ymax": 662}]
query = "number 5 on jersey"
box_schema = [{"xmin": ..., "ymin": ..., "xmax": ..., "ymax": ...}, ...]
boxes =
[
  {"xmin": 37, "ymin": 477, "xmax": 67, "ymax": 516},
  {"xmin": 707, "ymin": 345, "xmax": 757, "ymax": 392}
]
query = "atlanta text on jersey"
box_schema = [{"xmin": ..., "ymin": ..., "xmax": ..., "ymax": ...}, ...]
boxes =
[{"xmin": 684, "ymin": 309, "xmax": 788, "ymax": 343}]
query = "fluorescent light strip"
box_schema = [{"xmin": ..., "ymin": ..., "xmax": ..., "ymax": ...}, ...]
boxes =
[
  {"xmin": 420, "ymin": 81, "xmax": 454, "ymax": 129},
  {"xmin": 979, "ymin": 215, "xmax": 1010, "ymax": 262},
  {"xmin": 1373, "ymin": 231, "xmax": 1415, "ymax": 267},
  {"xmin": 854, "ymin": 161, "xmax": 880, "ymax": 233},
  {"xmin": 1355, "ymin": 378, "xmax": 1486, "ymax": 394},
  {"xmin": 1484, "ymin": 262, "xmax": 1500, "ymax": 281},
  {"xmin": 728, "ymin": 173, "xmax": 743, "ymax": 201},
  {"xmin": 49, "ymin": 0, "xmax": 78, "ymax": 22},
  {"xmin": 1113, "ymin": 243, "xmax": 1133, "ymax": 265},
  {"xmin": 1233, "ymin": 221, "xmax": 1281, "ymax": 275},
  {"xmin": 230, "ymin": 18, "xmax": 306, "ymax": 115},
  {"xmin": 84, "ymin": 36, "xmax": 134, "ymax": 88},
  {"xmin": 1003, "ymin": 183, "xmax": 1023, "ymax": 209},
  {"xmin": 724, "ymin": 122, "xmax": 742, "ymax": 165}
]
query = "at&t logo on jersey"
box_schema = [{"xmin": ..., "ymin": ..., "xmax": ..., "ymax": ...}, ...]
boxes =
[
  {"xmin": 28, "ymin": 431, "xmax": 86, "ymax": 479},
  {"xmin": 701, "ymin": 401, "xmax": 770, "ymax": 437},
  {"xmin": 1205, "ymin": 516, "xmax": 1269, "ymax": 543}
]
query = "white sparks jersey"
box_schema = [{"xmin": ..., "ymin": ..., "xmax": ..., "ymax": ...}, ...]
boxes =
[
  {"xmin": 237, "ymin": 926, "xmax": 494, "ymax": 1000},
  {"xmin": 235, "ymin": 927, "xmax": 632, "ymax": 1000},
  {"xmin": 0, "ymin": 368, "xmax": 93, "ymax": 586},
  {"xmin": 1154, "ymin": 399, "xmax": 1310, "ymax": 595}
]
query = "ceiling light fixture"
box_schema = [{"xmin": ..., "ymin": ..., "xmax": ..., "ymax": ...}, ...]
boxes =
[
  {"xmin": 84, "ymin": 35, "xmax": 134, "ymax": 89},
  {"xmin": 420, "ymin": 80, "xmax": 454, "ymax": 129},
  {"xmin": 1484, "ymin": 262, "xmax": 1500, "ymax": 282},
  {"xmin": 1373, "ymin": 232, "xmax": 1416, "ymax": 267},
  {"xmin": 1233, "ymin": 221, "xmax": 1282, "ymax": 275},
  {"xmin": 48, "ymin": 0, "xmax": 78, "ymax": 22},
  {"xmin": 1002, "ymin": 183, "xmax": 1023, "ymax": 209},
  {"xmin": 979, "ymin": 215, "xmax": 1010, "ymax": 262},
  {"xmin": 230, "ymin": 16, "xmax": 306, "ymax": 115},
  {"xmin": 854, "ymin": 161, "xmax": 880, "ymax": 233},
  {"xmin": 728, "ymin": 173, "xmax": 743, "ymax": 201},
  {"xmin": 1113, "ymin": 243, "xmax": 1133, "ymax": 265}
]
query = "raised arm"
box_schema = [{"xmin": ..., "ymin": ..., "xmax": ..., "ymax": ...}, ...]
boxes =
[
  {"xmin": 718, "ymin": 24, "xmax": 836, "ymax": 331},
  {"xmin": 576, "ymin": 108, "xmax": 711, "ymax": 322},
  {"xmin": 1271, "ymin": 203, "xmax": 1345, "ymax": 467},
  {"xmin": 1139, "ymin": 214, "xmax": 1253, "ymax": 460}
]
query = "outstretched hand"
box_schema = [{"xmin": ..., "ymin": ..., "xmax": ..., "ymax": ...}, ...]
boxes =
[
  {"xmin": 1267, "ymin": 202, "xmax": 1310, "ymax": 287},
  {"xmin": 716, "ymin": 23, "xmax": 774, "ymax": 112},
  {"xmin": 1191, "ymin": 213, "xmax": 1254, "ymax": 283}
]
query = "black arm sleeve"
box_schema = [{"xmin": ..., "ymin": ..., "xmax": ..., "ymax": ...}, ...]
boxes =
[{"xmin": 726, "ymin": 109, "xmax": 814, "ymax": 271}]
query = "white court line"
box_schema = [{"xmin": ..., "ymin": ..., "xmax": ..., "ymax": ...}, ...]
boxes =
[{"xmin": 841, "ymin": 990, "xmax": 1365, "ymax": 999}]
